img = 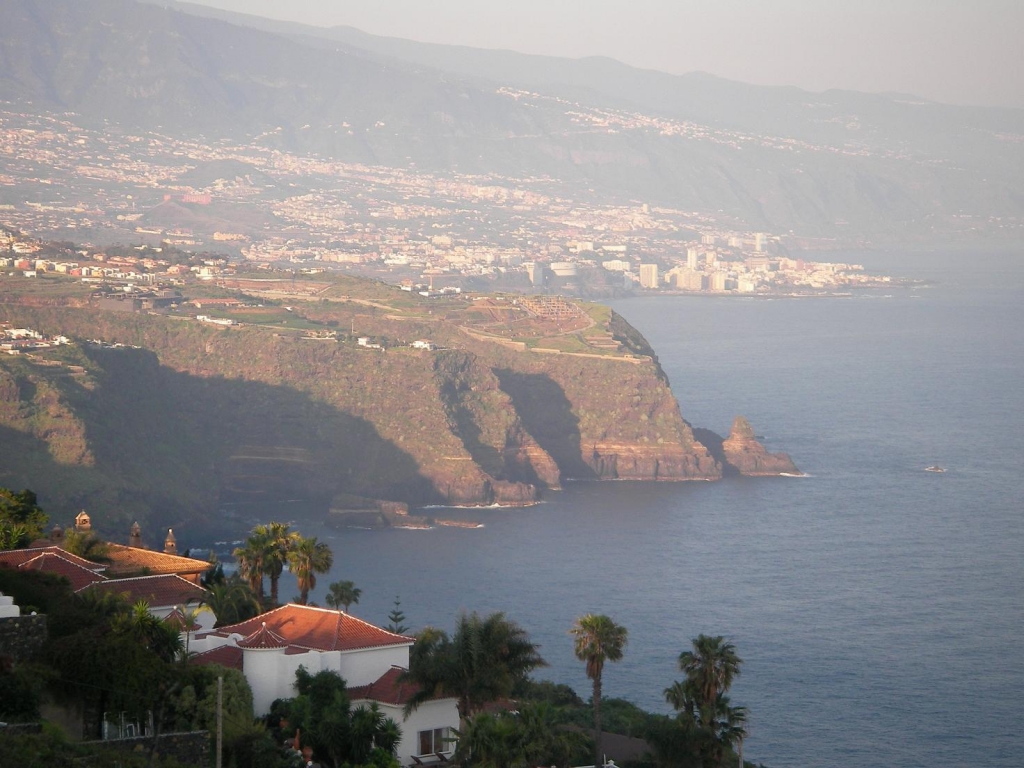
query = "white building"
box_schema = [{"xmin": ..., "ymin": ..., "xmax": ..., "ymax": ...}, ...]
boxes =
[
  {"xmin": 190, "ymin": 603, "xmax": 459, "ymax": 766},
  {"xmin": 639, "ymin": 263, "xmax": 660, "ymax": 289}
]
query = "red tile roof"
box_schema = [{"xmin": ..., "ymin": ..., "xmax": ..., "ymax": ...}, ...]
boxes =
[
  {"xmin": 348, "ymin": 666, "xmax": 424, "ymax": 706},
  {"xmin": 77, "ymin": 573, "xmax": 208, "ymax": 607},
  {"xmin": 14, "ymin": 552, "xmax": 107, "ymax": 591},
  {"xmin": 0, "ymin": 546, "xmax": 106, "ymax": 573},
  {"xmin": 214, "ymin": 604, "xmax": 413, "ymax": 653},
  {"xmin": 191, "ymin": 645, "xmax": 243, "ymax": 671},
  {"xmin": 164, "ymin": 605, "xmax": 202, "ymax": 632},
  {"xmin": 238, "ymin": 622, "xmax": 288, "ymax": 649},
  {"xmin": 103, "ymin": 544, "xmax": 210, "ymax": 577}
]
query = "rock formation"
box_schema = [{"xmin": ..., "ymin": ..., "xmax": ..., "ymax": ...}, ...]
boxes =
[{"xmin": 720, "ymin": 416, "xmax": 800, "ymax": 476}]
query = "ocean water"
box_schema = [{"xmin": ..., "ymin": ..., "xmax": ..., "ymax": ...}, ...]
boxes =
[{"xmin": 280, "ymin": 250, "xmax": 1023, "ymax": 767}]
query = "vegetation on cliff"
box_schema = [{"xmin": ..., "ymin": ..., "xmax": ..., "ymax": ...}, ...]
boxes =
[{"xmin": 0, "ymin": 272, "xmax": 794, "ymax": 534}]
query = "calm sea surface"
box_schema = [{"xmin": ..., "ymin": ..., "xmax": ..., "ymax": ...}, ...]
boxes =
[{"xmin": 252, "ymin": 250, "xmax": 1024, "ymax": 767}]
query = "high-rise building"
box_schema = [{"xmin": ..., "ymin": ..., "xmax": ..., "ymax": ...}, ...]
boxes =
[
  {"xmin": 687, "ymin": 248, "xmax": 699, "ymax": 270},
  {"xmin": 639, "ymin": 263, "xmax": 660, "ymax": 289},
  {"xmin": 525, "ymin": 262, "xmax": 546, "ymax": 285}
]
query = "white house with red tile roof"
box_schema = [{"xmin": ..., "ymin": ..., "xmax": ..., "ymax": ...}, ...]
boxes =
[
  {"xmin": 0, "ymin": 545, "xmax": 108, "ymax": 576},
  {"xmin": 10, "ymin": 551, "xmax": 108, "ymax": 592},
  {"xmin": 76, "ymin": 574, "xmax": 215, "ymax": 630},
  {"xmin": 190, "ymin": 603, "xmax": 459, "ymax": 766},
  {"xmin": 349, "ymin": 666, "xmax": 458, "ymax": 763},
  {"xmin": 102, "ymin": 543, "xmax": 210, "ymax": 583}
]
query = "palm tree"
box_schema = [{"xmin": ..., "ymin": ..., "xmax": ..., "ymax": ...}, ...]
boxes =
[
  {"xmin": 287, "ymin": 536, "xmax": 333, "ymax": 604},
  {"xmin": 325, "ymin": 579, "xmax": 362, "ymax": 612},
  {"xmin": 677, "ymin": 634, "xmax": 741, "ymax": 717},
  {"xmin": 405, "ymin": 612, "xmax": 547, "ymax": 721},
  {"xmin": 667, "ymin": 634, "xmax": 745, "ymax": 767},
  {"xmin": 570, "ymin": 613, "xmax": 627, "ymax": 768},
  {"xmin": 204, "ymin": 578, "xmax": 261, "ymax": 627},
  {"xmin": 254, "ymin": 522, "xmax": 298, "ymax": 606},
  {"xmin": 233, "ymin": 530, "xmax": 274, "ymax": 600}
]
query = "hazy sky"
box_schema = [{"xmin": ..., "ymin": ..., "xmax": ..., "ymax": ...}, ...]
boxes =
[{"xmin": 185, "ymin": 0, "xmax": 1024, "ymax": 109}]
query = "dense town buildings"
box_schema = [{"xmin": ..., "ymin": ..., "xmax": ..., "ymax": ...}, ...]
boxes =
[{"xmin": 1, "ymin": 108, "xmax": 899, "ymax": 298}]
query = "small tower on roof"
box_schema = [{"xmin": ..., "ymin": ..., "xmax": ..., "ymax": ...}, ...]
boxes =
[
  {"xmin": 74, "ymin": 510, "xmax": 91, "ymax": 532},
  {"xmin": 49, "ymin": 523, "xmax": 64, "ymax": 543},
  {"xmin": 163, "ymin": 528, "xmax": 177, "ymax": 555},
  {"xmin": 129, "ymin": 521, "xmax": 143, "ymax": 549}
]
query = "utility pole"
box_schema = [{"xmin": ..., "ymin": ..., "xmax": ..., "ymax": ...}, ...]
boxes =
[{"xmin": 216, "ymin": 675, "xmax": 223, "ymax": 768}]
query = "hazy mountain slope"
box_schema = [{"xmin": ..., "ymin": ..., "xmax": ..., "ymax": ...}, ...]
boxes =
[
  {"xmin": 157, "ymin": 0, "xmax": 1024, "ymax": 169},
  {"xmin": 2, "ymin": 0, "xmax": 1023, "ymax": 238}
]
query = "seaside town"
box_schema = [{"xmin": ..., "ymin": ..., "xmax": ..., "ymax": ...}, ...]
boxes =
[{"xmin": 0, "ymin": 108, "xmax": 899, "ymax": 298}]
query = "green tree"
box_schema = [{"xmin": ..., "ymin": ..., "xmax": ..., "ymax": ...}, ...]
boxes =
[
  {"xmin": 62, "ymin": 529, "xmax": 112, "ymax": 563},
  {"xmin": 277, "ymin": 667, "xmax": 402, "ymax": 768},
  {"xmin": 204, "ymin": 576, "xmax": 262, "ymax": 627},
  {"xmin": 44, "ymin": 593, "xmax": 180, "ymax": 739},
  {"xmin": 234, "ymin": 529, "xmax": 275, "ymax": 600},
  {"xmin": 166, "ymin": 664, "xmax": 260, "ymax": 767},
  {"xmin": 326, "ymin": 579, "xmax": 362, "ymax": 612},
  {"xmin": 287, "ymin": 535, "xmax": 333, "ymax": 605},
  {"xmin": 452, "ymin": 703, "xmax": 587, "ymax": 768},
  {"xmin": 405, "ymin": 611, "xmax": 547, "ymax": 721},
  {"xmin": 254, "ymin": 521, "xmax": 298, "ymax": 606},
  {"xmin": 386, "ymin": 595, "xmax": 407, "ymax": 633},
  {"xmin": 676, "ymin": 635, "xmax": 741, "ymax": 717},
  {"xmin": 570, "ymin": 613, "xmax": 628, "ymax": 768},
  {"xmin": 0, "ymin": 487, "xmax": 47, "ymax": 549},
  {"xmin": 663, "ymin": 635, "xmax": 747, "ymax": 768}
]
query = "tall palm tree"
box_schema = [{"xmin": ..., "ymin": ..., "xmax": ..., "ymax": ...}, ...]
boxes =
[
  {"xmin": 325, "ymin": 579, "xmax": 362, "ymax": 612},
  {"xmin": 570, "ymin": 613, "xmax": 627, "ymax": 768},
  {"xmin": 287, "ymin": 536, "xmax": 333, "ymax": 604},
  {"xmin": 233, "ymin": 530, "xmax": 274, "ymax": 600},
  {"xmin": 669, "ymin": 634, "xmax": 745, "ymax": 767},
  {"xmin": 677, "ymin": 634, "xmax": 741, "ymax": 717},
  {"xmin": 405, "ymin": 612, "xmax": 547, "ymax": 721},
  {"xmin": 254, "ymin": 521, "xmax": 298, "ymax": 605}
]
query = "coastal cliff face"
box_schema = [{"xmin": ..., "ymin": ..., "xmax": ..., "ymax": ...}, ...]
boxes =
[{"xmin": 0, "ymin": 300, "xmax": 727, "ymax": 531}]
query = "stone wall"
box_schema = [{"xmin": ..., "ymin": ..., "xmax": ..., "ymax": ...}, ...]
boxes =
[
  {"xmin": 82, "ymin": 731, "xmax": 210, "ymax": 767},
  {"xmin": 0, "ymin": 614, "xmax": 47, "ymax": 663}
]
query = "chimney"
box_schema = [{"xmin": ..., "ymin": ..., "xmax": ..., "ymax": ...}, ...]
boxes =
[
  {"xmin": 129, "ymin": 521, "xmax": 143, "ymax": 549},
  {"xmin": 163, "ymin": 528, "xmax": 177, "ymax": 555}
]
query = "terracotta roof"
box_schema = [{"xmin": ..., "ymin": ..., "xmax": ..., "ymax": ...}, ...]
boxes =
[
  {"xmin": 103, "ymin": 544, "xmax": 210, "ymax": 577},
  {"xmin": 164, "ymin": 605, "xmax": 202, "ymax": 632},
  {"xmin": 15, "ymin": 552, "xmax": 108, "ymax": 591},
  {"xmin": 238, "ymin": 622, "xmax": 288, "ymax": 649},
  {"xmin": 77, "ymin": 573, "xmax": 208, "ymax": 607},
  {"xmin": 191, "ymin": 645, "xmax": 244, "ymax": 670},
  {"xmin": 214, "ymin": 604, "xmax": 413, "ymax": 653},
  {"xmin": 349, "ymin": 666, "xmax": 425, "ymax": 706},
  {"xmin": 0, "ymin": 546, "xmax": 106, "ymax": 572}
]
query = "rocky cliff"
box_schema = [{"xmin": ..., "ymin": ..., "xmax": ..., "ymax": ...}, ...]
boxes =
[
  {"xmin": 0, "ymin": 285, "xmax": 794, "ymax": 534},
  {"xmin": 708, "ymin": 416, "xmax": 800, "ymax": 476}
]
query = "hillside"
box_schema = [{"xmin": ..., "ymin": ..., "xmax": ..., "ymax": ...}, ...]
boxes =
[
  {"xmin": 0, "ymin": 274, "xmax": 767, "ymax": 537},
  {"xmin": 1, "ymin": 0, "xmax": 1022, "ymax": 239}
]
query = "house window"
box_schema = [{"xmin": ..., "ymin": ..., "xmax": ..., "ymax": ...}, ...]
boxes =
[{"xmin": 418, "ymin": 727, "xmax": 451, "ymax": 755}]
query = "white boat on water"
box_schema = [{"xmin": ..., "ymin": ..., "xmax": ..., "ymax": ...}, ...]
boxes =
[{"xmin": 924, "ymin": 465, "xmax": 946, "ymax": 473}]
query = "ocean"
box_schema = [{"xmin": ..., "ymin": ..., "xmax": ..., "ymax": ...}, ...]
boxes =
[{"xmin": 271, "ymin": 249, "xmax": 1024, "ymax": 767}]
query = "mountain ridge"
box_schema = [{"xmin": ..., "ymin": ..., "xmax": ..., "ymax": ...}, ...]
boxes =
[{"xmin": 3, "ymin": 0, "xmax": 1022, "ymax": 240}]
